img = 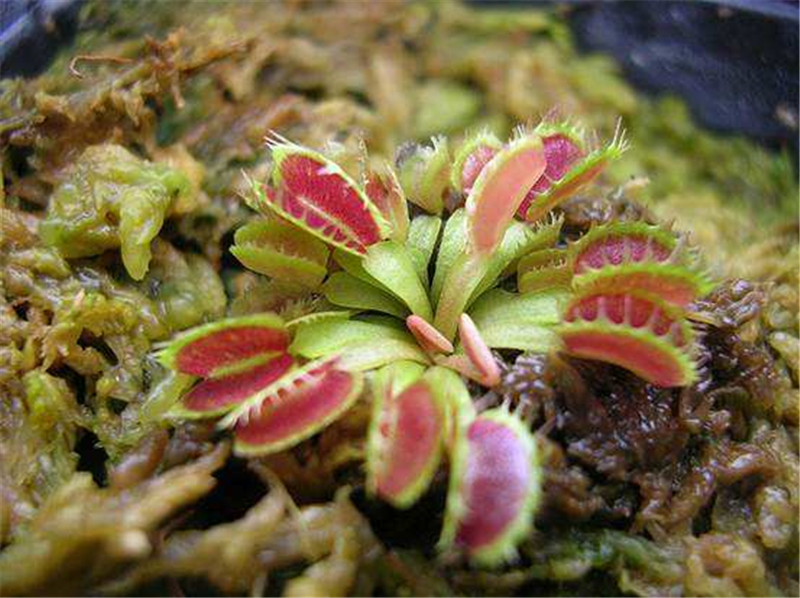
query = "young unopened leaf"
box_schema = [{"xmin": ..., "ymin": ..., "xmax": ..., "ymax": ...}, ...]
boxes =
[
  {"xmin": 396, "ymin": 137, "xmax": 450, "ymax": 215},
  {"xmin": 406, "ymin": 315, "xmax": 454, "ymax": 354},
  {"xmin": 458, "ymin": 313, "xmax": 501, "ymax": 387}
]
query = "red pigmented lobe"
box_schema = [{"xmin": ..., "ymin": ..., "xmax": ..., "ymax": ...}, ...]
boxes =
[
  {"xmin": 365, "ymin": 173, "xmax": 391, "ymax": 217},
  {"xmin": 517, "ymin": 134, "xmax": 583, "ymax": 217},
  {"xmin": 583, "ymin": 271, "xmax": 699, "ymax": 307},
  {"xmin": 235, "ymin": 365, "xmax": 354, "ymax": 445},
  {"xmin": 562, "ymin": 291, "xmax": 692, "ymax": 386},
  {"xmin": 277, "ymin": 155, "xmax": 382, "ymax": 253},
  {"xmin": 575, "ymin": 234, "xmax": 672, "ymax": 273},
  {"xmin": 565, "ymin": 293, "xmax": 685, "ymax": 345},
  {"xmin": 561, "ymin": 329, "xmax": 687, "ymax": 387},
  {"xmin": 376, "ymin": 381, "xmax": 442, "ymax": 498},
  {"xmin": 456, "ymin": 418, "xmax": 531, "ymax": 551},
  {"xmin": 175, "ymin": 326, "xmax": 290, "ymax": 377},
  {"xmin": 470, "ymin": 141, "xmax": 546, "ymax": 252},
  {"xmin": 183, "ymin": 354, "xmax": 294, "ymax": 412}
]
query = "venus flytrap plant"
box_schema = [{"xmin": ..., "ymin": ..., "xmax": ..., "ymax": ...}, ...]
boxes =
[
  {"xmin": 177, "ymin": 354, "xmax": 296, "ymax": 417},
  {"xmin": 558, "ymin": 290, "xmax": 698, "ymax": 387},
  {"xmin": 155, "ymin": 117, "xmax": 714, "ymax": 566},
  {"xmin": 567, "ymin": 221, "xmax": 714, "ymax": 306},
  {"xmin": 516, "ymin": 119, "xmax": 586, "ymax": 219},
  {"xmin": 156, "ymin": 314, "xmax": 296, "ymax": 422},
  {"xmin": 466, "ymin": 128, "xmax": 547, "ymax": 255},
  {"xmin": 157, "ymin": 313, "xmax": 290, "ymax": 378}
]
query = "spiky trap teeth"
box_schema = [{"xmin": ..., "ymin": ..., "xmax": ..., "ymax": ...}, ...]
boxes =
[
  {"xmin": 154, "ymin": 115, "xmax": 716, "ymax": 567},
  {"xmin": 573, "ymin": 263, "xmax": 714, "ymax": 308},
  {"xmin": 559, "ymin": 290, "xmax": 697, "ymax": 387},
  {"xmin": 523, "ymin": 120, "xmax": 629, "ymax": 223},
  {"xmin": 230, "ymin": 358, "xmax": 363, "ymax": 456},
  {"xmin": 569, "ymin": 221, "xmax": 681, "ymax": 273},
  {"xmin": 567, "ymin": 221, "xmax": 714, "ymax": 302},
  {"xmin": 557, "ymin": 220, "xmax": 713, "ymax": 386}
]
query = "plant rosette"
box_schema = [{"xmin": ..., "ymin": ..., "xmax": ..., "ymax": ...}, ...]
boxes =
[{"xmin": 157, "ymin": 118, "xmax": 713, "ymax": 565}]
